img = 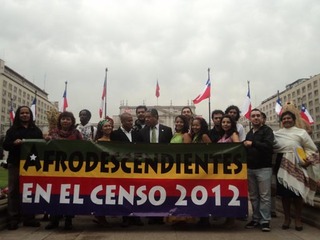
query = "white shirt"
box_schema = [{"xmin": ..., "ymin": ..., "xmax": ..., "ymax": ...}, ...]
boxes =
[{"xmin": 120, "ymin": 126, "xmax": 132, "ymax": 142}]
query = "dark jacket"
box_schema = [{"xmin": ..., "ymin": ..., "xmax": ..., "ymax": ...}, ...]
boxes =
[
  {"xmin": 139, "ymin": 124, "xmax": 172, "ymax": 143},
  {"xmin": 110, "ymin": 127, "xmax": 142, "ymax": 143},
  {"xmin": 245, "ymin": 124, "xmax": 274, "ymax": 169},
  {"xmin": 3, "ymin": 125, "xmax": 43, "ymax": 166},
  {"xmin": 209, "ymin": 127, "xmax": 221, "ymax": 143}
]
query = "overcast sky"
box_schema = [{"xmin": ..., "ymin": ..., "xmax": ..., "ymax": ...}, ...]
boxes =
[{"xmin": 1, "ymin": 0, "xmax": 320, "ymax": 123}]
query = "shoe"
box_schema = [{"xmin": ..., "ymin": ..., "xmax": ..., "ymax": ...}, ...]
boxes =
[
  {"xmin": 7, "ymin": 222, "xmax": 19, "ymax": 230},
  {"xmin": 295, "ymin": 226, "xmax": 303, "ymax": 231},
  {"xmin": 42, "ymin": 214, "xmax": 49, "ymax": 221},
  {"xmin": 45, "ymin": 221, "xmax": 59, "ymax": 230},
  {"xmin": 245, "ymin": 221, "xmax": 260, "ymax": 229},
  {"xmin": 64, "ymin": 218, "xmax": 73, "ymax": 230},
  {"xmin": 282, "ymin": 220, "xmax": 291, "ymax": 230},
  {"xmin": 93, "ymin": 217, "xmax": 111, "ymax": 228},
  {"xmin": 23, "ymin": 219, "xmax": 40, "ymax": 227},
  {"xmin": 261, "ymin": 222, "xmax": 270, "ymax": 232},
  {"xmin": 282, "ymin": 224, "xmax": 290, "ymax": 230}
]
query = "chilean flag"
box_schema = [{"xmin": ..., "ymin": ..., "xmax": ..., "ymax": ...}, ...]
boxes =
[
  {"xmin": 275, "ymin": 97, "xmax": 282, "ymax": 115},
  {"xmin": 300, "ymin": 104, "xmax": 314, "ymax": 124},
  {"xmin": 9, "ymin": 100, "xmax": 15, "ymax": 123},
  {"xmin": 241, "ymin": 85, "xmax": 252, "ymax": 120},
  {"xmin": 99, "ymin": 77, "xmax": 106, "ymax": 118},
  {"xmin": 30, "ymin": 97, "xmax": 36, "ymax": 120},
  {"xmin": 155, "ymin": 80, "xmax": 160, "ymax": 98},
  {"xmin": 59, "ymin": 89, "xmax": 68, "ymax": 112},
  {"xmin": 193, "ymin": 79, "xmax": 211, "ymax": 104}
]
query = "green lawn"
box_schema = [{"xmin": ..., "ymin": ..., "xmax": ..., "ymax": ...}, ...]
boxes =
[{"xmin": 0, "ymin": 167, "xmax": 8, "ymax": 188}]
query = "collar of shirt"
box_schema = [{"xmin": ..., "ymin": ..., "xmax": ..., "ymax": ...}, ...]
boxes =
[{"xmin": 120, "ymin": 126, "xmax": 132, "ymax": 134}]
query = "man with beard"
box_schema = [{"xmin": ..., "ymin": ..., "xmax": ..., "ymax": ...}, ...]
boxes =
[
  {"xmin": 244, "ymin": 108, "xmax": 274, "ymax": 232},
  {"xmin": 133, "ymin": 105, "xmax": 147, "ymax": 131}
]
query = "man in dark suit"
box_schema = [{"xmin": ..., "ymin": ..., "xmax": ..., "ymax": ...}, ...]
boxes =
[
  {"xmin": 110, "ymin": 112, "xmax": 143, "ymax": 227},
  {"xmin": 139, "ymin": 108, "xmax": 172, "ymax": 144},
  {"xmin": 139, "ymin": 108, "xmax": 172, "ymax": 224},
  {"xmin": 111, "ymin": 112, "xmax": 141, "ymax": 143}
]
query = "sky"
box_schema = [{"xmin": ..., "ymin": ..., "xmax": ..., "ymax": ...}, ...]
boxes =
[{"xmin": 1, "ymin": 0, "xmax": 320, "ymax": 123}]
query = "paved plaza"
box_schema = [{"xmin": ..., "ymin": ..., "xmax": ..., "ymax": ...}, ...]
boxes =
[{"xmin": 0, "ymin": 213, "xmax": 319, "ymax": 240}]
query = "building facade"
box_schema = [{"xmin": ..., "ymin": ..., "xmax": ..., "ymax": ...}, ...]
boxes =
[
  {"xmin": 0, "ymin": 59, "xmax": 55, "ymax": 136},
  {"xmin": 257, "ymin": 74, "xmax": 320, "ymax": 142}
]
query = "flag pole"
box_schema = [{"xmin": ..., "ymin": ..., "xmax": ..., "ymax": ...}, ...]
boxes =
[
  {"xmin": 34, "ymin": 90, "xmax": 37, "ymax": 123},
  {"xmin": 247, "ymin": 80, "xmax": 251, "ymax": 129},
  {"xmin": 10, "ymin": 97, "xmax": 14, "ymax": 127},
  {"xmin": 65, "ymin": 81, "xmax": 68, "ymax": 111},
  {"xmin": 277, "ymin": 90, "xmax": 281, "ymax": 128},
  {"xmin": 208, "ymin": 68, "xmax": 211, "ymax": 129},
  {"xmin": 104, "ymin": 68, "xmax": 108, "ymax": 118}
]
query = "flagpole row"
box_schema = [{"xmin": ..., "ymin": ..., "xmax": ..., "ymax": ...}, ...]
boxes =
[{"xmin": 104, "ymin": 68, "xmax": 108, "ymax": 118}]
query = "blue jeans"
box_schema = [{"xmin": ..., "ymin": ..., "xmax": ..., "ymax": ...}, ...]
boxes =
[{"xmin": 248, "ymin": 168, "xmax": 272, "ymax": 224}]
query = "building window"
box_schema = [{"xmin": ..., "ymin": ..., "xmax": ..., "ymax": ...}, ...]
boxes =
[
  {"xmin": 19, "ymin": 89, "xmax": 22, "ymax": 95},
  {"xmin": 302, "ymin": 86, "xmax": 306, "ymax": 93},
  {"xmin": 3, "ymin": 80, "xmax": 7, "ymax": 87},
  {"xmin": 308, "ymin": 83, "xmax": 312, "ymax": 90},
  {"xmin": 314, "ymin": 80, "xmax": 318, "ymax": 88},
  {"xmin": 297, "ymin": 89, "xmax": 300, "ymax": 95},
  {"xmin": 309, "ymin": 101, "xmax": 313, "ymax": 107},
  {"xmin": 13, "ymin": 86, "xmax": 17, "ymax": 93},
  {"xmin": 315, "ymin": 89, "xmax": 319, "ymax": 96},
  {"xmin": 2, "ymin": 89, "xmax": 6, "ymax": 96},
  {"xmin": 297, "ymin": 97, "xmax": 301, "ymax": 104}
]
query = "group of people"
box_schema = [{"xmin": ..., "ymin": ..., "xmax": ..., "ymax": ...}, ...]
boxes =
[{"xmin": 2, "ymin": 103, "xmax": 319, "ymax": 232}]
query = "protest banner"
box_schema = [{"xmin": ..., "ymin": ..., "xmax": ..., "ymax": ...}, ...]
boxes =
[{"xmin": 20, "ymin": 140, "xmax": 248, "ymax": 217}]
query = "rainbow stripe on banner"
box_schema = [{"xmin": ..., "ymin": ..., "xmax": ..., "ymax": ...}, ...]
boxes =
[{"xmin": 20, "ymin": 140, "xmax": 248, "ymax": 217}]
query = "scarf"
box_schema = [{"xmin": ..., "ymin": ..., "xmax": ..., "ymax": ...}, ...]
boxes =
[{"xmin": 274, "ymin": 127, "xmax": 320, "ymax": 205}]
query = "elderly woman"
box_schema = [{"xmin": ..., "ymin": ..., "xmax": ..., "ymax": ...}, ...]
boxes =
[{"xmin": 274, "ymin": 111, "xmax": 320, "ymax": 231}]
